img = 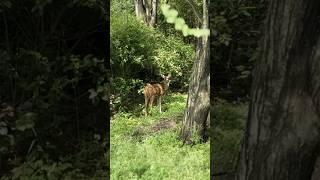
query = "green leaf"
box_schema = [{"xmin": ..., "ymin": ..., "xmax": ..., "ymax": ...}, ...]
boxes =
[
  {"xmin": 182, "ymin": 24, "xmax": 189, "ymax": 36},
  {"xmin": 167, "ymin": 9, "xmax": 178, "ymax": 18},
  {"xmin": 16, "ymin": 113, "xmax": 36, "ymax": 131},
  {"xmin": 166, "ymin": 16, "xmax": 176, "ymax": 23},
  {"xmin": 193, "ymin": 30, "xmax": 202, "ymax": 37},
  {"xmin": 88, "ymin": 89, "xmax": 98, "ymax": 99},
  {"xmin": 160, "ymin": 4, "xmax": 171, "ymax": 15},
  {"xmin": 160, "ymin": 3, "xmax": 210, "ymax": 37},
  {"xmin": 174, "ymin": 18, "xmax": 185, "ymax": 30},
  {"xmin": 235, "ymin": 65, "xmax": 245, "ymax": 71},
  {"xmin": 211, "ymin": 30, "xmax": 218, "ymax": 36},
  {"xmin": 241, "ymin": 70, "xmax": 251, "ymax": 75},
  {"xmin": 242, "ymin": 10, "xmax": 251, "ymax": 17}
]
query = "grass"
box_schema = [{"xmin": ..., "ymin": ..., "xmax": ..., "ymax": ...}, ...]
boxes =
[
  {"xmin": 110, "ymin": 93, "xmax": 210, "ymax": 180},
  {"xmin": 212, "ymin": 98, "xmax": 248, "ymax": 179}
]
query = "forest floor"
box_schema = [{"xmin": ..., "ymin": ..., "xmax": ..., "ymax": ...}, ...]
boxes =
[{"xmin": 110, "ymin": 93, "xmax": 210, "ymax": 180}]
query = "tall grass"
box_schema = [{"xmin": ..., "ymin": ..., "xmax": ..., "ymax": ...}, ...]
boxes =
[{"xmin": 111, "ymin": 93, "xmax": 210, "ymax": 180}]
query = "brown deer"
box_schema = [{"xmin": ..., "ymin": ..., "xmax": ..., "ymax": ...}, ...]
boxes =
[{"xmin": 143, "ymin": 74, "xmax": 171, "ymax": 116}]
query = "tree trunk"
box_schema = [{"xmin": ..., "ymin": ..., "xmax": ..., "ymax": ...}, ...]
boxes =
[
  {"xmin": 134, "ymin": 0, "xmax": 146, "ymax": 22},
  {"xmin": 149, "ymin": 0, "xmax": 157, "ymax": 27},
  {"xmin": 180, "ymin": 0, "xmax": 210, "ymax": 143},
  {"xmin": 236, "ymin": 0, "xmax": 320, "ymax": 179},
  {"xmin": 134, "ymin": 0, "xmax": 157, "ymax": 27}
]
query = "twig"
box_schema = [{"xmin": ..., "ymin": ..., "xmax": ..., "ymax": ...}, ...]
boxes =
[{"xmin": 185, "ymin": 0, "xmax": 202, "ymax": 24}]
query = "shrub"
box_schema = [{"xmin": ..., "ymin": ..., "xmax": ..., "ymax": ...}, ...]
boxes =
[
  {"xmin": 0, "ymin": 50, "xmax": 108, "ymax": 177},
  {"xmin": 212, "ymin": 99, "xmax": 248, "ymax": 174},
  {"xmin": 110, "ymin": 8, "xmax": 194, "ymax": 113}
]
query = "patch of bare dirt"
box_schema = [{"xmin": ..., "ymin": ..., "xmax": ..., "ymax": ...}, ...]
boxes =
[
  {"xmin": 131, "ymin": 117, "xmax": 180, "ymax": 139},
  {"xmin": 150, "ymin": 118, "xmax": 178, "ymax": 133}
]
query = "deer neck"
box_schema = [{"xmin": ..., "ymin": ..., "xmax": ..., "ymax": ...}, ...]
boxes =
[{"xmin": 160, "ymin": 82, "xmax": 169, "ymax": 91}]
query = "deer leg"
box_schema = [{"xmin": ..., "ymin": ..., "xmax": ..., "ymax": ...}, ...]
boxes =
[
  {"xmin": 149, "ymin": 96, "xmax": 155, "ymax": 114},
  {"xmin": 158, "ymin": 96, "xmax": 162, "ymax": 113},
  {"xmin": 144, "ymin": 95, "xmax": 149, "ymax": 116}
]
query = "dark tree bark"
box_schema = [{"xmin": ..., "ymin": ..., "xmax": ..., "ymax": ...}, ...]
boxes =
[
  {"xmin": 236, "ymin": 0, "xmax": 320, "ymax": 179},
  {"xmin": 180, "ymin": 0, "xmax": 210, "ymax": 143}
]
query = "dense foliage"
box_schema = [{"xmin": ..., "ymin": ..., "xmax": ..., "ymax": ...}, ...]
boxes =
[
  {"xmin": 209, "ymin": 1, "xmax": 267, "ymax": 178},
  {"xmin": 210, "ymin": 0, "xmax": 267, "ymax": 100},
  {"xmin": 212, "ymin": 99, "xmax": 247, "ymax": 177},
  {"xmin": 160, "ymin": 4, "xmax": 210, "ymax": 37},
  {"xmin": 0, "ymin": 0, "xmax": 108, "ymax": 178},
  {"xmin": 0, "ymin": 0, "xmax": 268, "ymax": 178},
  {"xmin": 110, "ymin": 0, "xmax": 195, "ymax": 113},
  {"xmin": 110, "ymin": 1, "xmax": 210, "ymax": 179}
]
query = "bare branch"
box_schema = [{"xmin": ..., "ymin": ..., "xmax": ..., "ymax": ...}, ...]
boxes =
[{"xmin": 185, "ymin": 0, "xmax": 202, "ymax": 24}]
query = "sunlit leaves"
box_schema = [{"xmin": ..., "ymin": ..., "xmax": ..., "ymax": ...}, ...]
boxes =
[
  {"xmin": 111, "ymin": 10, "xmax": 194, "ymax": 81},
  {"xmin": 174, "ymin": 18, "xmax": 185, "ymax": 30},
  {"xmin": 160, "ymin": 4, "xmax": 170, "ymax": 15},
  {"xmin": 182, "ymin": 24, "xmax": 189, "ymax": 36},
  {"xmin": 161, "ymin": 4, "xmax": 210, "ymax": 37},
  {"xmin": 161, "ymin": 4, "xmax": 178, "ymax": 23}
]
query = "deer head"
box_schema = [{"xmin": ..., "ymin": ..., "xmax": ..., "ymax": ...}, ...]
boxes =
[{"xmin": 160, "ymin": 73, "xmax": 171, "ymax": 89}]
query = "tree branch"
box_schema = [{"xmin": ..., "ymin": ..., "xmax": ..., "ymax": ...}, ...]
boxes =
[{"xmin": 185, "ymin": 0, "xmax": 202, "ymax": 24}]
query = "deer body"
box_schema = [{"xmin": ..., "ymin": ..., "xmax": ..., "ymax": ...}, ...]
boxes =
[{"xmin": 143, "ymin": 74, "xmax": 171, "ymax": 116}]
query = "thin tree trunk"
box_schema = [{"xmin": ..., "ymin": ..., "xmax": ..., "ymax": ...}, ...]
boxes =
[
  {"xmin": 236, "ymin": 0, "xmax": 320, "ymax": 179},
  {"xmin": 149, "ymin": 0, "xmax": 157, "ymax": 27},
  {"xmin": 134, "ymin": 0, "xmax": 157, "ymax": 27},
  {"xmin": 134, "ymin": 0, "xmax": 146, "ymax": 22},
  {"xmin": 180, "ymin": 0, "xmax": 210, "ymax": 143},
  {"xmin": 143, "ymin": 0, "xmax": 151, "ymax": 23}
]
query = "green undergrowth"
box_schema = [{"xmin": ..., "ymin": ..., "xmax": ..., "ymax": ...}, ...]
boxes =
[
  {"xmin": 212, "ymin": 98, "xmax": 248, "ymax": 178},
  {"xmin": 111, "ymin": 93, "xmax": 210, "ymax": 180}
]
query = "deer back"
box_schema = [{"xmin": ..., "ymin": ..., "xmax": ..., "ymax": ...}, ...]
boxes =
[{"xmin": 144, "ymin": 83, "xmax": 166, "ymax": 97}]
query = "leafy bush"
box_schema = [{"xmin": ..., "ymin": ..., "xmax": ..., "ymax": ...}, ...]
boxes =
[
  {"xmin": 109, "ymin": 0, "xmax": 196, "ymax": 116},
  {"xmin": 110, "ymin": 6, "xmax": 194, "ymax": 113},
  {"xmin": 0, "ymin": 0, "xmax": 108, "ymax": 178},
  {"xmin": 110, "ymin": 77, "xmax": 144, "ymax": 113},
  {"xmin": 0, "ymin": 141, "xmax": 107, "ymax": 180},
  {"xmin": 0, "ymin": 50, "xmax": 108, "ymax": 177},
  {"xmin": 213, "ymin": 98, "xmax": 247, "ymax": 130},
  {"xmin": 211, "ymin": 0, "xmax": 267, "ymax": 99},
  {"xmin": 111, "ymin": 13, "xmax": 194, "ymax": 81}
]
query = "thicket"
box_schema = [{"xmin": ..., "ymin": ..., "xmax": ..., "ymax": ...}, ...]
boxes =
[
  {"xmin": 0, "ymin": 0, "xmax": 268, "ymax": 178},
  {"xmin": 110, "ymin": 0, "xmax": 195, "ymax": 114},
  {"xmin": 210, "ymin": 0, "xmax": 267, "ymax": 100},
  {"xmin": 210, "ymin": 0, "xmax": 267, "ymax": 178},
  {"xmin": 212, "ymin": 99, "xmax": 247, "ymax": 177},
  {"xmin": 0, "ymin": 1, "xmax": 108, "ymax": 178}
]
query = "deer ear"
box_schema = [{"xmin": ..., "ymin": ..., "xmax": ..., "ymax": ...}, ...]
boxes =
[
  {"xmin": 161, "ymin": 74, "xmax": 165, "ymax": 78},
  {"xmin": 167, "ymin": 73, "xmax": 171, "ymax": 78}
]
